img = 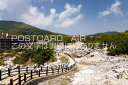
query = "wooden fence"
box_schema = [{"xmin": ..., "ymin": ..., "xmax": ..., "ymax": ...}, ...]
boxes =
[{"xmin": 0, "ymin": 64, "xmax": 76, "ymax": 85}]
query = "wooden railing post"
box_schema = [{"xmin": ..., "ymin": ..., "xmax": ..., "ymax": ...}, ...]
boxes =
[
  {"xmin": 66, "ymin": 65, "xmax": 68, "ymax": 72},
  {"xmin": 41, "ymin": 66, "xmax": 42, "ymax": 71},
  {"xmin": 58, "ymin": 65, "xmax": 60, "ymax": 74},
  {"xmin": 46, "ymin": 66, "xmax": 48, "ymax": 76},
  {"xmin": 26, "ymin": 67, "xmax": 28, "ymax": 73},
  {"xmin": 65, "ymin": 65, "xmax": 67, "ymax": 72},
  {"xmin": 51, "ymin": 66, "xmax": 54, "ymax": 75},
  {"xmin": 10, "ymin": 79, "xmax": 13, "ymax": 85},
  {"xmin": 18, "ymin": 74, "xmax": 21, "ymax": 85},
  {"xmin": 38, "ymin": 70, "xmax": 40, "ymax": 77},
  {"xmin": 24, "ymin": 73, "xmax": 26, "ymax": 82},
  {"xmin": 8, "ymin": 68, "xmax": 11, "ymax": 76},
  {"xmin": 30, "ymin": 70, "xmax": 33, "ymax": 79},
  {"xmin": 18, "ymin": 66, "xmax": 20, "ymax": 74},
  {"xmin": 61, "ymin": 65, "xmax": 63, "ymax": 73},
  {"xmin": 0, "ymin": 70, "xmax": 1, "ymax": 80}
]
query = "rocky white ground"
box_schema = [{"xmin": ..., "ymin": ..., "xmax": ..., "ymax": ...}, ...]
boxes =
[{"xmin": 71, "ymin": 51, "xmax": 128, "ymax": 85}]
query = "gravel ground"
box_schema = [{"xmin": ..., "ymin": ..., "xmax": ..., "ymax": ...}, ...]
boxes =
[{"xmin": 38, "ymin": 69, "xmax": 77, "ymax": 85}]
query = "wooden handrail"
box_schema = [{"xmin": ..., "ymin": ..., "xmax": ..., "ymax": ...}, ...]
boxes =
[
  {"xmin": 0, "ymin": 53, "xmax": 76, "ymax": 85},
  {"xmin": 3, "ymin": 63, "xmax": 75, "ymax": 85}
]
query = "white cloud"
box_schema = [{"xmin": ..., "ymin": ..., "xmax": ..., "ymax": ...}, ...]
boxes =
[
  {"xmin": 99, "ymin": 10, "xmax": 111, "ymax": 16},
  {"xmin": 55, "ymin": 15, "xmax": 83, "ymax": 28},
  {"xmin": 59, "ymin": 4, "xmax": 82, "ymax": 20},
  {"xmin": 21, "ymin": 6, "xmax": 56, "ymax": 27},
  {"xmin": 99, "ymin": 1, "xmax": 123, "ymax": 17},
  {"xmin": 0, "ymin": 0, "xmax": 83, "ymax": 29},
  {"xmin": 21, "ymin": 4, "xmax": 83, "ymax": 28},
  {"xmin": 56, "ymin": 4, "xmax": 83, "ymax": 28},
  {"xmin": 50, "ymin": 8, "xmax": 56, "ymax": 14}
]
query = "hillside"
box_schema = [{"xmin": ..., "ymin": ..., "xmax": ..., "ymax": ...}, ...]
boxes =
[
  {"xmin": 86, "ymin": 30, "xmax": 128, "ymax": 55},
  {"xmin": 0, "ymin": 20, "xmax": 56, "ymax": 35},
  {"xmin": 89, "ymin": 31, "xmax": 119, "ymax": 36}
]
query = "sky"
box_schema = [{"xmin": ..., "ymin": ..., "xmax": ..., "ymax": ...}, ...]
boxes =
[{"xmin": 0, "ymin": 0, "xmax": 128, "ymax": 35}]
